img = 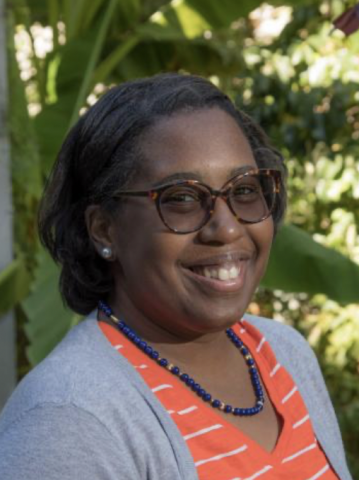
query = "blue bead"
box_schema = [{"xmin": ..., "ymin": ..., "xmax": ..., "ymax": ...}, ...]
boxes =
[
  {"xmin": 128, "ymin": 331, "xmax": 135, "ymax": 340},
  {"xmin": 171, "ymin": 366, "xmax": 180, "ymax": 375},
  {"xmin": 198, "ymin": 388, "xmax": 206, "ymax": 397},
  {"xmin": 233, "ymin": 408, "xmax": 242, "ymax": 416},
  {"xmin": 241, "ymin": 347, "xmax": 249, "ymax": 355},
  {"xmin": 151, "ymin": 351, "xmax": 159, "ymax": 359},
  {"xmin": 186, "ymin": 378, "xmax": 195, "ymax": 387},
  {"xmin": 246, "ymin": 358, "xmax": 255, "ymax": 366},
  {"xmin": 123, "ymin": 326, "xmax": 130, "ymax": 335},
  {"xmin": 134, "ymin": 336, "xmax": 141, "ymax": 345},
  {"xmin": 192, "ymin": 383, "xmax": 201, "ymax": 392},
  {"xmin": 203, "ymin": 393, "xmax": 212, "ymax": 402},
  {"xmin": 180, "ymin": 373, "xmax": 189, "ymax": 382},
  {"xmin": 224, "ymin": 405, "xmax": 233, "ymax": 413},
  {"xmin": 139, "ymin": 340, "xmax": 147, "ymax": 350},
  {"xmin": 159, "ymin": 358, "xmax": 168, "ymax": 367},
  {"xmin": 144, "ymin": 346, "xmax": 153, "ymax": 355},
  {"xmin": 212, "ymin": 399, "xmax": 221, "ymax": 408}
]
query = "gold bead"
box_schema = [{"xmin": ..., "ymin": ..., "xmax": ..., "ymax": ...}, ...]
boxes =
[{"xmin": 110, "ymin": 314, "xmax": 120, "ymax": 325}]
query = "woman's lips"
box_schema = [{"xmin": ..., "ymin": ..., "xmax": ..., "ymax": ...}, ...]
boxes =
[{"xmin": 182, "ymin": 260, "xmax": 248, "ymax": 293}]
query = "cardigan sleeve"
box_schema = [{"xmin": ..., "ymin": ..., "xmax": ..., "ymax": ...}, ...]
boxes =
[{"xmin": 0, "ymin": 403, "xmax": 140, "ymax": 480}]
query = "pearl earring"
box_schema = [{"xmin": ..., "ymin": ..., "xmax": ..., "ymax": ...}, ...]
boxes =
[{"xmin": 101, "ymin": 247, "xmax": 112, "ymax": 259}]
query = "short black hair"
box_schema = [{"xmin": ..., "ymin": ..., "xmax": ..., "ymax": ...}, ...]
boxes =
[{"xmin": 39, "ymin": 73, "xmax": 287, "ymax": 315}]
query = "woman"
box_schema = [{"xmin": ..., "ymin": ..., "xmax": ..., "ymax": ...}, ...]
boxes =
[{"xmin": 0, "ymin": 74, "xmax": 352, "ymax": 479}]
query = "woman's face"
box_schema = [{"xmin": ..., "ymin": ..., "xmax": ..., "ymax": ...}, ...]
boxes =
[{"xmin": 109, "ymin": 108, "xmax": 274, "ymax": 339}]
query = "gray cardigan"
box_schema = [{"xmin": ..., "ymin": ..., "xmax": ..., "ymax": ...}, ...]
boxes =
[{"xmin": 0, "ymin": 313, "xmax": 353, "ymax": 480}]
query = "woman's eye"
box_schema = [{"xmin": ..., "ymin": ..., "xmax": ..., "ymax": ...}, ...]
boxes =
[
  {"xmin": 233, "ymin": 185, "xmax": 258, "ymax": 196},
  {"xmin": 165, "ymin": 190, "xmax": 200, "ymax": 203}
]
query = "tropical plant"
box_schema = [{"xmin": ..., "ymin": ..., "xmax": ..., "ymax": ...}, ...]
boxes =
[{"xmin": 1, "ymin": 0, "xmax": 359, "ymax": 474}]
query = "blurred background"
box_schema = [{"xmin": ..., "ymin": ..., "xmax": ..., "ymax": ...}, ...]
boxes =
[{"xmin": 0, "ymin": 0, "xmax": 358, "ymax": 476}]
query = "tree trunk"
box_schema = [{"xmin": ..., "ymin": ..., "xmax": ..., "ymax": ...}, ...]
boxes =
[{"xmin": 0, "ymin": 0, "xmax": 16, "ymax": 411}]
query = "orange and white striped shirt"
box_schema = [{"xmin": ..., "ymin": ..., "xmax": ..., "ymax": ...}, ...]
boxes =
[{"xmin": 99, "ymin": 320, "xmax": 339, "ymax": 480}]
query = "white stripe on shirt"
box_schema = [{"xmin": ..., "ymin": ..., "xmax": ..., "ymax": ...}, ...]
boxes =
[
  {"xmin": 256, "ymin": 337, "xmax": 266, "ymax": 353},
  {"xmin": 195, "ymin": 445, "xmax": 248, "ymax": 467},
  {"xmin": 281, "ymin": 443, "xmax": 317, "ymax": 463},
  {"xmin": 304, "ymin": 464, "xmax": 329, "ymax": 480},
  {"xmin": 178, "ymin": 406, "xmax": 198, "ymax": 415},
  {"xmin": 269, "ymin": 363, "xmax": 281, "ymax": 377},
  {"xmin": 281, "ymin": 386, "xmax": 298, "ymax": 404},
  {"xmin": 184, "ymin": 424, "xmax": 223, "ymax": 441},
  {"xmin": 151, "ymin": 384, "xmax": 173, "ymax": 393},
  {"xmin": 244, "ymin": 465, "xmax": 273, "ymax": 480},
  {"xmin": 293, "ymin": 414, "xmax": 310, "ymax": 429}
]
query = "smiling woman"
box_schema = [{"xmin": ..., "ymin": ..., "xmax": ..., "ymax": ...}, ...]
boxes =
[{"xmin": 0, "ymin": 74, "xmax": 352, "ymax": 480}]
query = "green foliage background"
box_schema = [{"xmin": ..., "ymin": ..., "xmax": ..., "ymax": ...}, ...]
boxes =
[{"xmin": 2, "ymin": 0, "xmax": 358, "ymax": 477}]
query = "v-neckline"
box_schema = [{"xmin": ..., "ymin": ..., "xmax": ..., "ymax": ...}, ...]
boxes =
[{"xmin": 98, "ymin": 319, "xmax": 294, "ymax": 463}]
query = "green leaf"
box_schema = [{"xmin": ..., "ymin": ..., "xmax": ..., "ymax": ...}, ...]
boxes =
[
  {"xmin": 34, "ymin": 91, "xmax": 76, "ymax": 175},
  {"xmin": 262, "ymin": 224, "xmax": 359, "ymax": 304},
  {"xmin": 68, "ymin": 0, "xmax": 118, "ymax": 128},
  {"xmin": 0, "ymin": 259, "xmax": 31, "ymax": 317},
  {"xmin": 22, "ymin": 249, "xmax": 81, "ymax": 366},
  {"xmin": 185, "ymin": 0, "xmax": 256, "ymax": 28},
  {"xmin": 7, "ymin": 9, "xmax": 42, "ymax": 199},
  {"xmin": 91, "ymin": 35, "xmax": 140, "ymax": 86}
]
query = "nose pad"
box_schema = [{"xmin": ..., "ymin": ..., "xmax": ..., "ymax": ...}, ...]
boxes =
[{"xmin": 198, "ymin": 197, "xmax": 245, "ymax": 244}]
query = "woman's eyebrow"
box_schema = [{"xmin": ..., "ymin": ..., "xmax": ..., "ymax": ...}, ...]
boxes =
[
  {"xmin": 229, "ymin": 165, "xmax": 256, "ymax": 177},
  {"xmin": 153, "ymin": 164, "xmax": 256, "ymax": 187},
  {"xmin": 153, "ymin": 171, "xmax": 203, "ymax": 187}
]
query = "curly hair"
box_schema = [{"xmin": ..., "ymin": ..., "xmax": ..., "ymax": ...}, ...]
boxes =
[{"xmin": 39, "ymin": 73, "xmax": 287, "ymax": 315}]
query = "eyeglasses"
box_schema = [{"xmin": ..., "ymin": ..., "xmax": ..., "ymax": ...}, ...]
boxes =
[{"xmin": 112, "ymin": 168, "xmax": 281, "ymax": 234}]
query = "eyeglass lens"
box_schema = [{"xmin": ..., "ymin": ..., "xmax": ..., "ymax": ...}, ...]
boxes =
[{"xmin": 159, "ymin": 172, "xmax": 276, "ymax": 233}]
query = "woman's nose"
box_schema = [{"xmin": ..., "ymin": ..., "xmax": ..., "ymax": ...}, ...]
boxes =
[{"xmin": 197, "ymin": 197, "xmax": 247, "ymax": 245}]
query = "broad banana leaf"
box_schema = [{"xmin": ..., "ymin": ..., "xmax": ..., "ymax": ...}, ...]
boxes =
[
  {"xmin": 263, "ymin": 224, "xmax": 359, "ymax": 304},
  {"xmin": 22, "ymin": 249, "xmax": 81, "ymax": 365},
  {"xmin": 0, "ymin": 258, "xmax": 31, "ymax": 317}
]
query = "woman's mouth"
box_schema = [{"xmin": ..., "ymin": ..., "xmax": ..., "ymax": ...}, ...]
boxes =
[
  {"xmin": 191, "ymin": 264, "xmax": 241, "ymax": 281},
  {"xmin": 183, "ymin": 260, "xmax": 248, "ymax": 293}
]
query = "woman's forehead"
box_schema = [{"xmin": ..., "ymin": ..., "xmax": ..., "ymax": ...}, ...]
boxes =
[{"xmin": 136, "ymin": 108, "xmax": 257, "ymax": 186}]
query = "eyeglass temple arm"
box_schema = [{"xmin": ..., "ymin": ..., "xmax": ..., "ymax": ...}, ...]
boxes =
[{"xmin": 112, "ymin": 190, "xmax": 157, "ymax": 199}]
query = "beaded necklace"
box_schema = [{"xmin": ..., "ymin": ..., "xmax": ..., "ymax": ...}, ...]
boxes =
[{"xmin": 98, "ymin": 300, "xmax": 265, "ymax": 416}]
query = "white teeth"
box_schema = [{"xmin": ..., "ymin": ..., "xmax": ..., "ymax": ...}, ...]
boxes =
[
  {"xmin": 218, "ymin": 268, "xmax": 229, "ymax": 281},
  {"xmin": 229, "ymin": 266, "xmax": 239, "ymax": 279},
  {"xmin": 204, "ymin": 267, "xmax": 212, "ymax": 278},
  {"xmin": 193, "ymin": 264, "xmax": 241, "ymax": 281}
]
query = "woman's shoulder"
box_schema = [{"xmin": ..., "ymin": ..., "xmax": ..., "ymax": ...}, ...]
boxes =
[
  {"xmin": 0, "ymin": 317, "xmax": 143, "ymax": 431},
  {"xmin": 0, "ymin": 315, "xmax": 198, "ymax": 480}
]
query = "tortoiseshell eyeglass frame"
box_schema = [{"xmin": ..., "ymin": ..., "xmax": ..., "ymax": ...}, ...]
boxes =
[{"xmin": 112, "ymin": 168, "xmax": 281, "ymax": 234}]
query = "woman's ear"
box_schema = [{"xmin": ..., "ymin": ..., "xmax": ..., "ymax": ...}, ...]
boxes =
[{"xmin": 85, "ymin": 205, "xmax": 116, "ymax": 261}]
